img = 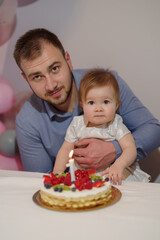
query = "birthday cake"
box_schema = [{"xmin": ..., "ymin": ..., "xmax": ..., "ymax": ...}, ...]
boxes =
[{"xmin": 39, "ymin": 169, "xmax": 112, "ymax": 211}]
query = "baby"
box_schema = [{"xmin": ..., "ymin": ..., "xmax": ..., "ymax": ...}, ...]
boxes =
[{"xmin": 54, "ymin": 69, "xmax": 149, "ymax": 184}]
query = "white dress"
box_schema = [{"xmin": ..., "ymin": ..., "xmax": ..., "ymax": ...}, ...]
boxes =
[
  {"xmin": 65, "ymin": 114, "xmax": 150, "ymax": 183},
  {"xmin": 65, "ymin": 114, "xmax": 130, "ymax": 143}
]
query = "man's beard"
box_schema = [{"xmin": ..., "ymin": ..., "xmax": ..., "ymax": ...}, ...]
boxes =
[{"xmin": 53, "ymin": 75, "xmax": 73, "ymax": 106}]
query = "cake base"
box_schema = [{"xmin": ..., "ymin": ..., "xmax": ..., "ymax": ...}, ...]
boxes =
[{"xmin": 33, "ymin": 186, "xmax": 121, "ymax": 212}]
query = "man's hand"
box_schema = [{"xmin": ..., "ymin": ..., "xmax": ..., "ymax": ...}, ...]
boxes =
[{"xmin": 74, "ymin": 138, "xmax": 116, "ymax": 170}]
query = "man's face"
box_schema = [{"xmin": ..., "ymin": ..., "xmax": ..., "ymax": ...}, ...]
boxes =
[{"xmin": 21, "ymin": 43, "xmax": 73, "ymax": 109}]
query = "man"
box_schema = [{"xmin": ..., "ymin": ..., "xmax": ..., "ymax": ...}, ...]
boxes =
[{"xmin": 13, "ymin": 28, "xmax": 160, "ymax": 173}]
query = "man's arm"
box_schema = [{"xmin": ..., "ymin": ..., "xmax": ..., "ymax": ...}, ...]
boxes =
[
  {"xmin": 115, "ymin": 71, "xmax": 160, "ymax": 160},
  {"xmin": 16, "ymin": 117, "xmax": 53, "ymax": 173}
]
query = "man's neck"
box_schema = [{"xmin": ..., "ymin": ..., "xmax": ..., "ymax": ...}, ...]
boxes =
[{"xmin": 67, "ymin": 80, "xmax": 78, "ymax": 113}]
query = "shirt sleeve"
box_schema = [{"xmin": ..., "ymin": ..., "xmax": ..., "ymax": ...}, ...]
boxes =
[
  {"xmin": 112, "ymin": 71, "xmax": 160, "ymax": 160},
  {"xmin": 16, "ymin": 112, "xmax": 53, "ymax": 173}
]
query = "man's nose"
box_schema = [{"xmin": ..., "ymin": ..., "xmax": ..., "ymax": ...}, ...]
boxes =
[{"xmin": 45, "ymin": 75, "xmax": 57, "ymax": 91}]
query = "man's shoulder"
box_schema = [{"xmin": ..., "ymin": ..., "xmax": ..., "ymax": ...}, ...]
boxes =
[
  {"xmin": 72, "ymin": 69, "xmax": 89, "ymax": 85},
  {"xmin": 16, "ymin": 94, "xmax": 44, "ymax": 123},
  {"xmin": 72, "ymin": 68, "xmax": 89, "ymax": 76}
]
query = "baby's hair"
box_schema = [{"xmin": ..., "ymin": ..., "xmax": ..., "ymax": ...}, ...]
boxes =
[{"xmin": 78, "ymin": 69, "xmax": 121, "ymax": 105}]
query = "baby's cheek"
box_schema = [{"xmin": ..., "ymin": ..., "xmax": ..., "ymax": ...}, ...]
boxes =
[
  {"xmin": 107, "ymin": 108, "xmax": 116, "ymax": 118},
  {"xmin": 83, "ymin": 109, "xmax": 92, "ymax": 120}
]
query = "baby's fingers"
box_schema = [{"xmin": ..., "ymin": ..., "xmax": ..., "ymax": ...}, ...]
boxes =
[
  {"xmin": 111, "ymin": 173, "xmax": 118, "ymax": 185},
  {"xmin": 108, "ymin": 172, "xmax": 121, "ymax": 185},
  {"xmin": 117, "ymin": 175, "xmax": 122, "ymax": 185},
  {"xmin": 101, "ymin": 169, "xmax": 109, "ymax": 176}
]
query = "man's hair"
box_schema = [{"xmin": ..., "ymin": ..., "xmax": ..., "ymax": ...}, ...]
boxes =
[
  {"xmin": 13, "ymin": 28, "xmax": 65, "ymax": 70},
  {"xmin": 78, "ymin": 69, "xmax": 121, "ymax": 105}
]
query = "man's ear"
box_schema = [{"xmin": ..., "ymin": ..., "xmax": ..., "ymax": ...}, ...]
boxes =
[
  {"xmin": 65, "ymin": 51, "xmax": 73, "ymax": 71},
  {"xmin": 21, "ymin": 72, "xmax": 28, "ymax": 82}
]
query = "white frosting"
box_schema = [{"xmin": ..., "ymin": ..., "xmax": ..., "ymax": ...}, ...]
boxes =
[{"xmin": 40, "ymin": 181, "xmax": 111, "ymax": 199}]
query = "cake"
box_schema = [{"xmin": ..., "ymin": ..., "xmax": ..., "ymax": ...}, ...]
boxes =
[{"xmin": 39, "ymin": 169, "xmax": 112, "ymax": 211}]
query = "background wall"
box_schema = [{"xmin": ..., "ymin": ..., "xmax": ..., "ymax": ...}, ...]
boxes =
[
  {"xmin": 0, "ymin": 0, "xmax": 160, "ymax": 178},
  {"xmin": 0, "ymin": 0, "xmax": 160, "ymax": 120}
]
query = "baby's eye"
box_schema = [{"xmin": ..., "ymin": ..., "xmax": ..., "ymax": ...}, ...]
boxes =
[
  {"xmin": 104, "ymin": 100, "xmax": 110, "ymax": 104},
  {"xmin": 88, "ymin": 101, "xmax": 94, "ymax": 105},
  {"xmin": 52, "ymin": 66, "xmax": 59, "ymax": 73}
]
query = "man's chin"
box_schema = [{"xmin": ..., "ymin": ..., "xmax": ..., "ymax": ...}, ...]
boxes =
[{"xmin": 46, "ymin": 97, "xmax": 68, "ymax": 107}]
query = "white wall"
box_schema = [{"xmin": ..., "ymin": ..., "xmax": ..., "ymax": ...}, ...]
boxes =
[{"xmin": 0, "ymin": 0, "xmax": 160, "ymax": 121}]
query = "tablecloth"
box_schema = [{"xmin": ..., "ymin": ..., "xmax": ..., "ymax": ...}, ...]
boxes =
[{"xmin": 0, "ymin": 170, "xmax": 160, "ymax": 240}]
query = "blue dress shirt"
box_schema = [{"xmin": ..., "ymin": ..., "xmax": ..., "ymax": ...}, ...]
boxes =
[{"xmin": 16, "ymin": 69, "xmax": 160, "ymax": 173}]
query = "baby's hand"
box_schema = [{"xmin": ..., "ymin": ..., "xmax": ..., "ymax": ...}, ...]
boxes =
[{"xmin": 101, "ymin": 164, "xmax": 123, "ymax": 185}]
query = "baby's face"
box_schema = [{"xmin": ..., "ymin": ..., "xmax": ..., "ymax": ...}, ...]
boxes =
[{"xmin": 82, "ymin": 85, "xmax": 118, "ymax": 126}]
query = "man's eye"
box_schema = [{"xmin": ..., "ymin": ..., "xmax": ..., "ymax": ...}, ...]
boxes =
[
  {"xmin": 104, "ymin": 100, "xmax": 109, "ymax": 104},
  {"xmin": 88, "ymin": 101, "xmax": 94, "ymax": 105},
  {"xmin": 33, "ymin": 75, "xmax": 41, "ymax": 81},
  {"xmin": 52, "ymin": 66, "xmax": 59, "ymax": 72}
]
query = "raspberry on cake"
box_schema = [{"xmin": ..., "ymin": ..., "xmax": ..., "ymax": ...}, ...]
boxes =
[{"xmin": 39, "ymin": 169, "xmax": 112, "ymax": 211}]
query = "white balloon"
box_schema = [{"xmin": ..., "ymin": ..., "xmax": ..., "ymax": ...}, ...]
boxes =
[{"xmin": 0, "ymin": 129, "xmax": 18, "ymax": 156}]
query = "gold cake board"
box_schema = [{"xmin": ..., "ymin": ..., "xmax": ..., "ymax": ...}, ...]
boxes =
[{"xmin": 33, "ymin": 186, "xmax": 121, "ymax": 212}]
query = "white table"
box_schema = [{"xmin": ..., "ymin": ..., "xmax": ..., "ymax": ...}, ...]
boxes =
[{"xmin": 0, "ymin": 170, "xmax": 160, "ymax": 240}]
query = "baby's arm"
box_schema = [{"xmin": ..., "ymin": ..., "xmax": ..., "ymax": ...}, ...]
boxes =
[
  {"xmin": 53, "ymin": 141, "xmax": 74, "ymax": 174},
  {"xmin": 102, "ymin": 133, "xmax": 137, "ymax": 185}
]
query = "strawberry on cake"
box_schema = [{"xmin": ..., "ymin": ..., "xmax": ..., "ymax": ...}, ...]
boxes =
[{"xmin": 39, "ymin": 169, "xmax": 113, "ymax": 211}]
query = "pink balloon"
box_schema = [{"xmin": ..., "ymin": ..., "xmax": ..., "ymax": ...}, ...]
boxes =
[
  {"xmin": 0, "ymin": 82, "xmax": 14, "ymax": 114},
  {"xmin": 18, "ymin": 0, "xmax": 38, "ymax": 7},
  {"xmin": 0, "ymin": 0, "xmax": 17, "ymax": 46},
  {"xmin": 0, "ymin": 153, "xmax": 23, "ymax": 171},
  {"xmin": 0, "ymin": 121, "xmax": 6, "ymax": 135},
  {"xmin": 0, "ymin": 75, "xmax": 9, "ymax": 83}
]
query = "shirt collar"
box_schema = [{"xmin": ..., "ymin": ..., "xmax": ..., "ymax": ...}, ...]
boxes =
[{"xmin": 44, "ymin": 101, "xmax": 72, "ymax": 119}]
